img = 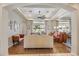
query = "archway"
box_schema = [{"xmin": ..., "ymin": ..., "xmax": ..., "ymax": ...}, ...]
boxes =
[{"xmin": 0, "ymin": 3, "xmax": 78, "ymax": 55}]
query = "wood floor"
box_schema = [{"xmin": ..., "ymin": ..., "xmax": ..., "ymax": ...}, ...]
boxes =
[{"xmin": 8, "ymin": 41, "xmax": 70, "ymax": 55}]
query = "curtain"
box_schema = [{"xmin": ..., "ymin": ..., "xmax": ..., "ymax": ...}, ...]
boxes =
[
  {"xmin": 45, "ymin": 20, "xmax": 52, "ymax": 34},
  {"xmin": 45, "ymin": 20, "xmax": 59, "ymax": 34},
  {"xmin": 26, "ymin": 20, "xmax": 33, "ymax": 35}
]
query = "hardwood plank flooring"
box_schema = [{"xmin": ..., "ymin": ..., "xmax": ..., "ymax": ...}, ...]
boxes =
[{"xmin": 8, "ymin": 41, "xmax": 70, "ymax": 55}]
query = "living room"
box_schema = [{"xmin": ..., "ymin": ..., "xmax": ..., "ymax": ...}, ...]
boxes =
[{"xmin": 0, "ymin": 3, "xmax": 79, "ymax": 56}]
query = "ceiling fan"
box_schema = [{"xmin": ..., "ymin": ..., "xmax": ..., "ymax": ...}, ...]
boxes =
[
  {"xmin": 36, "ymin": 10, "xmax": 48, "ymax": 19},
  {"xmin": 37, "ymin": 15, "xmax": 46, "ymax": 19}
]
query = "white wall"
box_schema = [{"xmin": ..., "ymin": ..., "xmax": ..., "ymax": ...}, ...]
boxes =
[
  {"xmin": 71, "ymin": 11, "xmax": 79, "ymax": 55},
  {"xmin": 0, "ymin": 5, "xmax": 2, "ymax": 55},
  {"xmin": 8, "ymin": 9, "xmax": 27, "ymax": 48},
  {"xmin": 0, "ymin": 6, "xmax": 8, "ymax": 55},
  {"xmin": 8, "ymin": 9, "xmax": 23, "ymax": 36},
  {"xmin": 70, "ymin": 4, "xmax": 79, "ymax": 55}
]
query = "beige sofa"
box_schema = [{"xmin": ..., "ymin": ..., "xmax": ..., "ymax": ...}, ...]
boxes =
[{"xmin": 24, "ymin": 35, "xmax": 53, "ymax": 48}]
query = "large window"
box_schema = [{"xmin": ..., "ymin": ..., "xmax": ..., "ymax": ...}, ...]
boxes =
[
  {"xmin": 32, "ymin": 21, "xmax": 45, "ymax": 34},
  {"xmin": 55, "ymin": 20, "xmax": 71, "ymax": 33}
]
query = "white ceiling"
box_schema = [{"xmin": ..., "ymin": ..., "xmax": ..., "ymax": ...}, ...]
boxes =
[
  {"xmin": 17, "ymin": 7, "xmax": 71, "ymax": 21},
  {"xmin": 17, "ymin": 8, "xmax": 59, "ymax": 19},
  {"xmin": 9, "ymin": 3, "xmax": 73, "ymax": 21}
]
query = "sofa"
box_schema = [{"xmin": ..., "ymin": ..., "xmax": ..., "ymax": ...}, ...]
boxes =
[
  {"xmin": 53, "ymin": 32, "xmax": 69, "ymax": 43},
  {"xmin": 11, "ymin": 34, "xmax": 24, "ymax": 45}
]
